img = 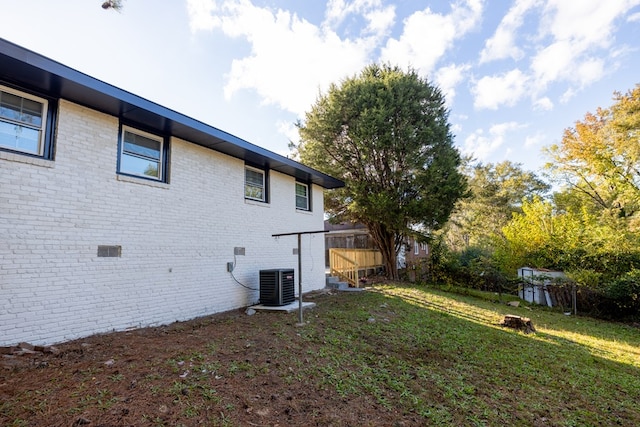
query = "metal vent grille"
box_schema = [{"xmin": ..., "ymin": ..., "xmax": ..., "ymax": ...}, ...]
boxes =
[
  {"xmin": 259, "ymin": 269, "xmax": 295, "ymax": 306},
  {"xmin": 97, "ymin": 245, "xmax": 121, "ymax": 257}
]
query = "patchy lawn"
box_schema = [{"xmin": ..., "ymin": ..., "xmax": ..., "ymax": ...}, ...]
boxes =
[{"xmin": 2, "ymin": 284, "xmax": 639, "ymax": 426}]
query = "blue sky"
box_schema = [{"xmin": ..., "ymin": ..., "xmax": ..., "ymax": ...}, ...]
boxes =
[{"xmin": 2, "ymin": 0, "xmax": 639, "ymax": 173}]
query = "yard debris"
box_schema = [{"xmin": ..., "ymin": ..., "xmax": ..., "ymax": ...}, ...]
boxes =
[
  {"xmin": 245, "ymin": 308, "xmax": 257, "ymax": 316},
  {"xmin": 1, "ymin": 343, "xmax": 59, "ymax": 357},
  {"xmin": 507, "ymin": 301, "xmax": 520, "ymax": 307},
  {"xmin": 1, "ymin": 343, "xmax": 61, "ymax": 369},
  {"xmin": 501, "ymin": 315, "xmax": 536, "ymax": 334}
]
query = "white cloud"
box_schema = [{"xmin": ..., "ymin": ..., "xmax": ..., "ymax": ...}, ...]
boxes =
[
  {"xmin": 575, "ymin": 57, "xmax": 605, "ymax": 86},
  {"xmin": 462, "ymin": 121, "xmax": 524, "ymax": 161},
  {"xmin": 472, "ymin": 69, "xmax": 529, "ymax": 109},
  {"xmin": 479, "ymin": 0, "xmax": 541, "ymax": 63},
  {"xmin": 380, "ymin": 0, "xmax": 483, "ymax": 75},
  {"xmin": 560, "ymin": 87, "xmax": 577, "ymax": 104},
  {"xmin": 363, "ymin": 5, "xmax": 397, "ymax": 34},
  {"xmin": 530, "ymin": 40, "xmax": 573, "ymax": 86},
  {"xmin": 533, "ymin": 97, "xmax": 553, "ymax": 111},
  {"xmin": 532, "ymin": 0, "xmax": 639, "ymax": 90},
  {"xmin": 434, "ymin": 63, "xmax": 471, "ymax": 106},
  {"xmin": 277, "ymin": 120, "xmax": 299, "ymax": 147},
  {"xmin": 186, "ymin": 0, "xmax": 380, "ymax": 115},
  {"xmin": 187, "ymin": 0, "xmax": 221, "ymax": 33},
  {"xmin": 629, "ymin": 11, "xmax": 640, "ymax": 22},
  {"xmin": 524, "ymin": 131, "xmax": 545, "ymax": 148},
  {"xmin": 541, "ymin": 0, "xmax": 634, "ymax": 49},
  {"xmin": 324, "ymin": 0, "xmax": 395, "ymax": 34}
]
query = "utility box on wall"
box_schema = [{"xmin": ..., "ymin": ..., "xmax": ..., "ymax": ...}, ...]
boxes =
[{"xmin": 259, "ymin": 269, "xmax": 295, "ymax": 306}]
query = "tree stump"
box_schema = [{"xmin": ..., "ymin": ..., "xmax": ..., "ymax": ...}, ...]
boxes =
[{"xmin": 502, "ymin": 315, "xmax": 536, "ymax": 334}]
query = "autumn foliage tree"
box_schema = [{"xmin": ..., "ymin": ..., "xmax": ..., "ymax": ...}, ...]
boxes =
[
  {"xmin": 296, "ymin": 64, "xmax": 466, "ymax": 280},
  {"xmin": 545, "ymin": 84, "xmax": 640, "ymax": 228},
  {"xmin": 492, "ymin": 85, "xmax": 640, "ymax": 318}
]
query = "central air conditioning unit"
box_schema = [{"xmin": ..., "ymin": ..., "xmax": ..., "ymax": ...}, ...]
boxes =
[{"xmin": 259, "ymin": 269, "xmax": 295, "ymax": 306}]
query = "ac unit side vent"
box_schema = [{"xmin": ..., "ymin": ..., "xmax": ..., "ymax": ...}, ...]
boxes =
[{"xmin": 259, "ymin": 269, "xmax": 295, "ymax": 306}]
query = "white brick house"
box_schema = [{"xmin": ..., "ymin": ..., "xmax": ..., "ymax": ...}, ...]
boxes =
[{"xmin": 0, "ymin": 39, "xmax": 343, "ymax": 346}]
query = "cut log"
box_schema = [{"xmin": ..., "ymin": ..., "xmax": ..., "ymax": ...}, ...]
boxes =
[{"xmin": 502, "ymin": 315, "xmax": 536, "ymax": 334}]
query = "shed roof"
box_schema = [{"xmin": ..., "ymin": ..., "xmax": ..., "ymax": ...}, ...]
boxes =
[{"xmin": 0, "ymin": 38, "xmax": 344, "ymax": 190}]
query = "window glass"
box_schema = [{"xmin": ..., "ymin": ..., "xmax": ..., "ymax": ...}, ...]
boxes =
[
  {"xmin": 0, "ymin": 122, "xmax": 40, "ymax": 154},
  {"xmin": 123, "ymin": 132, "xmax": 160, "ymax": 160},
  {"xmin": 20, "ymin": 99, "xmax": 43, "ymax": 126},
  {"xmin": 0, "ymin": 92, "xmax": 23, "ymax": 121},
  {"xmin": 0, "ymin": 87, "xmax": 46, "ymax": 156},
  {"xmin": 119, "ymin": 128, "xmax": 163, "ymax": 180},
  {"xmin": 295, "ymin": 182, "xmax": 309, "ymax": 210},
  {"xmin": 245, "ymin": 167, "xmax": 265, "ymax": 201}
]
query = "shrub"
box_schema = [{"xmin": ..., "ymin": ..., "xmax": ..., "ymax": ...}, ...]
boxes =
[{"xmin": 607, "ymin": 269, "xmax": 640, "ymax": 318}]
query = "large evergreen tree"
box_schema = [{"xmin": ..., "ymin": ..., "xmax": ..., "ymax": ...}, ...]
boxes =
[{"xmin": 296, "ymin": 64, "xmax": 466, "ymax": 279}]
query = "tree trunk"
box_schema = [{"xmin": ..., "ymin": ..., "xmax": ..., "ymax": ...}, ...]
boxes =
[{"xmin": 366, "ymin": 222, "xmax": 399, "ymax": 280}]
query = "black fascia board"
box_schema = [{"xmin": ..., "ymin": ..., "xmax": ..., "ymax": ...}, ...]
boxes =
[{"xmin": 0, "ymin": 38, "xmax": 344, "ymax": 190}]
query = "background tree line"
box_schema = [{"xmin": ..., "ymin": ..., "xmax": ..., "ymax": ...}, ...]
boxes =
[
  {"xmin": 435, "ymin": 85, "xmax": 640, "ymax": 320},
  {"xmin": 296, "ymin": 62, "xmax": 638, "ymax": 320}
]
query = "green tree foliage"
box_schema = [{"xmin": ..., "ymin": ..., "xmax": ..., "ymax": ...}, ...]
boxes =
[
  {"xmin": 495, "ymin": 197, "xmax": 586, "ymax": 272},
  {"xmin": 545, "ymin": 84, "xmax": 640, "ymax": 228},
  {"xmin": 296, "ymin": 64, "xmax": 466, "ymax": 279},
  {"xmin": 496, "ymin": 196, "xmax": 640, "ymax": 271},
  {"xmin": 494, "ymin": 195, "xmax": 640, "ymax": 319},
  {"xmin": 445, "ymin": 160, "xmax": 549, "ymax": 251}
]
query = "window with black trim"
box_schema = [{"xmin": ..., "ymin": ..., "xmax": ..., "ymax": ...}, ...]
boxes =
[
  {"xmin": 245, "ymin": 166, "xmax": 267, "ymax": 202},
  {"xmin": 0, "ymin": 84, "xmax": 55, "ymax": 159},
  {"xmin": 295, "ymin": 182, "xmax": 310, "ymax": 211},
  {"xmin": 118, "ymin": 125, "xmax": 168, "ymax": 182}
]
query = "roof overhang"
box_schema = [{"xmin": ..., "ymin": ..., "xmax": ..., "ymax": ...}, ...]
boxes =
[{"xmin": 0, "ymin": 38, "xmax": 344, "ymax": 190}]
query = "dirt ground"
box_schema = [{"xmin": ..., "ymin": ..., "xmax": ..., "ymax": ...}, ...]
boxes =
[{"xmin": 1, "ymin": 289, "xmax": 412, "ymax": 427}]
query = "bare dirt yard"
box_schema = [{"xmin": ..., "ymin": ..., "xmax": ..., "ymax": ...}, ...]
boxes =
[{"xmin": 2, "ymin": 289, "xmax": 413, "ymax": 427}]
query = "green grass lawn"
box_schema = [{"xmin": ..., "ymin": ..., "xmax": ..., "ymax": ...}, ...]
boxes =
[{"xmin": 306, "ymin": 283, "xmax": 640, "ymax": 426}]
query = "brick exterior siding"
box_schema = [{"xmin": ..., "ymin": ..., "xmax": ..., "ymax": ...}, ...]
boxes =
[{"xmin": 0, "ymin": 100, "xmax": 326, "ymax": 346}]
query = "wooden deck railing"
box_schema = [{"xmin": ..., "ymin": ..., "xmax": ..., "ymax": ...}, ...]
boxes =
[{"xmin": 329, "ymin": 248, "xmax": 383, "ymax": 287}]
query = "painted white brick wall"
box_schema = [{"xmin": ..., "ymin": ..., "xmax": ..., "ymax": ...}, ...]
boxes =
[{"xmin": 0, "ymin": 100, "xmax": 327, "ymax": 346}]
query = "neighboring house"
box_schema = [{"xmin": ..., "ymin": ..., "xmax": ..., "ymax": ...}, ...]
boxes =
[
  {"xmin": 401, "ymin": 237, "xmax": 430, "ymax": 268},
  {"xmin": 0, "ymin": 39, "xmax": 343, "ymax": 346}
]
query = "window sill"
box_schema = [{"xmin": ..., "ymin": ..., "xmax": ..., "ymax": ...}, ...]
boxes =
[
  {"xmin": 0, "ymin": 151, "xmax": 54, "ymax": 168},
  {"xmin": 245, "ymin": 198, "xmax": 270, "ymax": 207},
  {"xmin": 117, "ymin": 174, "xmax": 169, "ymax": 189},
  {"xmin": 296, "ymin": 208, "xmax": 313, "ymax": 215}
]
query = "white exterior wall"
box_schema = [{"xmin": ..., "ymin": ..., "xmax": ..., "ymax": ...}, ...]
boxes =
[{"xmin": 0, "ymin": 100, "xmax": 327, "ymax": 346}]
